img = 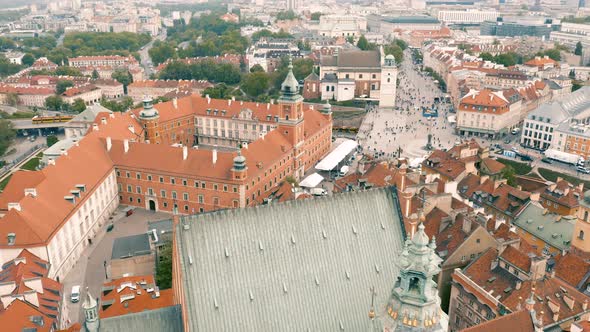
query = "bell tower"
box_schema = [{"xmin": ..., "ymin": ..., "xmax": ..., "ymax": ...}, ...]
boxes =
[
  {"xmin": 138, "ymin": 97, "xmax": 161, "ymax": 144},
  {"xmin": 379, "ymin": 223, "xmax": 448, "ymax": 331},
  {"xmin": 82, "ymin": 288, "xmax": 99, "ymax": 332},
  {"xmin": 277, "ymin": 56, "xmax": 306, "ymax": 179}
]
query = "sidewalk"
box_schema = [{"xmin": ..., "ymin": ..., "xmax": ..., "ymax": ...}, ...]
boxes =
[{"xmin": 60, "ymin": 207, "xmax": 170, "ymax": 327}]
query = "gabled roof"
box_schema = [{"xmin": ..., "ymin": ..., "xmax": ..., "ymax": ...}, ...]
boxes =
[
  {"xmin": 99, "ymin": 305, "xmax": 183, "ymax": 332},
  {"xmin": 0, "ymin": 171, "xmax": 45, "ymax": 210},
  {"xmin": 176, "ymin": 187, "xmax": 406, "ymax": 331},
  {"xmin": 555, "ymin": 253, "xmax": 590, "ymax": 289},
  {"xmin": 0, "ymin": 299, "xmax": 51, "ymax": 332},
  {"xmin": 100, "ymin": 275, "xmax": 174, "ymax": 318}
]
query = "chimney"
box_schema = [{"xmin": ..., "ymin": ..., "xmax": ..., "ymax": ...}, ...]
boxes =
[
  {"xmin": 212, "ymin": 148, "xmax": 217, "ymax": 165},
  {"xmin": 7, "ymin": 202, "xmax": 21, "ymax": 211},
  {"xmin": 24, "ymin": 188, "xmax": 37, "ymax": 197},
  {"xmin": 60, "ymin": 148, "xmax": 67, "ymax": 156},
  {"xmin": 515, "ymin": 280, "xmax": 522, "ymax": 290},
  {"xmin": 109, "ymin": 112, "xmax": 115, "ymax": 118},
  {"xmin": 106, "ymin": 136, "xmax": 112, "ymax": 151},
  {"xmin": 583, "ymin": 299, "xmax": 588, "ymax": 310},
  {"xmin": 124, "ymin": 139, "xmax": 129, "ymax": 153},
  {"xmin": 231, "ymin": 96, "xmax": 235, "ymax": 101},
  {"xmin": 101, "ymin": 117, "xmax": 107, "ymax": 125},
  {"xmin": 92, "ymin": 123, "xmax": 99, "ymax": 131},
  {"xmin": 47, "ymin": 158, "xmax": 55, "ymax": 166},
  {"xmin": 128, "ymin": 125, "xmax": 135, "ymax": 134},
  {"xmin": 173, "ymin": 98, "xmax": 178, "ymax": 109},
  {"xmin": 228, "ymin": 99, "xmax": 231, "ymax": 106},
  {"xmin": 267, "ymin": 103, "xmax": 270, "ymax": 110},
  {"xmin": 183, "ymin": 145, "xmax": 188, "ymax": 160},
  {"xmin": 462, "ymin": 215, "xmax": 472, "ymax": 234}
]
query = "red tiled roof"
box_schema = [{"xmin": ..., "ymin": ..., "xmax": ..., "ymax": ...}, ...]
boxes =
[
  {"xmin": 0, "ymin": 299, "xmax": 51, "ymax": 332},
  {"xmin": 100, "ymin": 275, "xmax": 174, "ymax": 318},
  {"xmin": 555, "ymin": 253, "xmax": 590, "ymax": 289},
  {"xmin": 462, "ymin": 310, "xmax": 534, "ymax": 332},
  {"xmin": 0, "ymin": 171, "xmax": 45, "ymax": 210},
  {"xmin": 481, "ymin": 158, "xmax": 505, "ymax": 175},
  {"xmin": 500, "ymin": 245, "xmax": 531, "ymax": 272}
]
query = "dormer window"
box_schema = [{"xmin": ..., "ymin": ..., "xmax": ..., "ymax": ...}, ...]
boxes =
[{"xmin": 7, "ymin": 233, "xmax": 15, "ymax": 246}]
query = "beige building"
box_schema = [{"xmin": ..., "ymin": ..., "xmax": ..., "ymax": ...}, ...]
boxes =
[
  {"xmin": 0, "ymin": 85, "xmax": 54, "ymax": 108},
  {"xmin": 93, "ymin": 79, "xmax": 124, "ymax": 99},
  {"xmin": 457, "ymin": 89, "xmax": 523, "ymax": 138},
  {"xmin": 62, "ymin": 84, "xmax": 102, "ymax": 105}
]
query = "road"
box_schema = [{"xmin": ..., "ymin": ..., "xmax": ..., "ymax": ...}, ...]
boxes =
[
  {"xmin": 357, "ymin": 48, "xmax": 457, "ymax": 160},
  {"xmin": 61, "ymin": 208, "xmax": 170, "ymax": 327},
  {"xmin": 139, "ymin": 30, "xmax": 167, "ymax": 77}
]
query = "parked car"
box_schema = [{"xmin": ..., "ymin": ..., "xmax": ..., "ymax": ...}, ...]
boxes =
[
  {"xmin": 578, "ymin": 166, "xmax": 590, "ymax": 174},
  {"xmin": 520, "ymin": 155, "xmax": 533, "ymax": 162},
  {"xmin": 541, "ymin": 158, "xmax": 552, "ymax": 164},
  {"xmin": 71, "ymin": 285, "xmax": 80, "ymax": 303},
  {"xmin": 310, "ymin": 188, "xmax": 328, "ymax": 196}
]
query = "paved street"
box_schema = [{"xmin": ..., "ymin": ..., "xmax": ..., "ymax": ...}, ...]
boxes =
[
  {"xmin": 139, "ymin": 30, "xmax": 167, "ymax": 77},
  {"xmin": 357, "ymin": 49, "xmax": 457, "ymax": 160},
  {"xmin": 61, "ymin": 207, "xmax": 170, "ymax": 327}
]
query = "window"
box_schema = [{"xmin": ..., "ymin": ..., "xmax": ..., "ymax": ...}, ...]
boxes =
[
  {"xmin": 580, "ymin": 230, "xmax": 585, "ymax": 240},
  {"xmin": 116, "ymin": 170, "xmax": 121, "ymax": 177},
  {"xmin": 136, "ymin": 186, "xmax": 141, "ymax": 194},
  {"xmin": 194, "ymin": 181, "xmax": 199, "ymax": 187},
  {"xmin": 213, "ymin": 184, "xmax": 218, "ymax": 191},
  {"xmin": 163, "ymin": 202, "xmax": 168, "ymax": 208},
  {"xmin": 136, "ymin": 173, "xmax": 141, "ymax": 180},
  {"xmin": 183, "ymin": 193, "xmax": 189, "ymax": 201},
  {"xmin": 161, "ymin": 190, "xmax": 166, "ymax": 198},
  {"xmin": 171, "ymin": 178, "xmax": 176, "ymax": 185},
  {"xmin": 201, "ymin": 182, "xmax": 206, "ymax": 189},
  {"xmin": 129, "ymin": 197, "xmax": 133, "ymax": 202},
  {"xmin": 184, "ymin": 205, "xmax": 189, "ymax": 211},
  {"xmin": 182, "ymin": 179, "xmax": 187, "ymax": 186},
  {"xmin": 148, "ymin": 188, "xmax": 154, "ymax": 195},
  {"xmin": 147, "ymin": 175, "xmax": 152, "ymax": 181},
  {"xmin": 223, "ymin": 185, "xmax": 228, "ymax": 192},
  {"xmin": 127, "ymin": 185, "xmax": 132, "ymax": 192},
  {"xmin": 199, "ymin": 207, "xmax": 204, "ymax": 213},
  {"xmin": 159, "ymin": 177, "xmax": 164, "ymax": 183},
  {"xmin": 172, "ymin": 191, "xmax": 177, "ymax": 199},
  {"xmin": 585, "ymin": 210, "xmax": 588, "ymax": 221},
  {"xmin": 213, "ymin": 197, "xmax": 219, "ymax": 206},
  {"xmin": 126, "ymin": 172, "xmax": 130, "ymax": 178},
  {"xmin": 198, "ymin": 195, "xmax": 204, "ymax": 204}
]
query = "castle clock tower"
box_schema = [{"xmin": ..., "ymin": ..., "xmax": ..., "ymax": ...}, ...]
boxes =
[{"xmin": 277, "ymin": 56, "xmax": 306, "ymax": 179}]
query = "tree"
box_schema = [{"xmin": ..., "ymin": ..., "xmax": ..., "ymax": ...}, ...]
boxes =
[
  {"xmin": 46, "ymin": 135, "xmax": 58, "ymax": 147},
  {"xmin": 250, "ymin": 64, "xmax": 265, "ymax": 73},
  {"xmin": 346, "ymin": 36, "xmax": 355, "ymax": 44},
  {"xmin": 45, "ymin": 95, "xmax": 65, "ymax": 111},
  {"xmin": 71, "ymin": 98, "xmax": 87, "ymax": 113},
  {"xmin": 241, "ymin": 72, "xmax": 270, "ymax": 97},
  {"xmin": 155, "ymin": 242, "xmax": 173, "ymax": 289},
  {"xmin": 576, "ymin": 41, "xmax": 583, "ymax": 56},
  {"xmin": 357, "ymin": 35, "xmax": 369, "ymax": 50},
  {"xmin": 111, "ymin": 69, "xmax": 133, "ymax": 93},
  {"xmin": 100, "ymin": 96, "xmax": 133, "ymax": 112},
  {"xmin": 0, "ymin": 119, "xmax": 15, "ymax": 157},
  {"xmin": 21, "ymin": 53, "xmax": 35, "ymax": 67},
  {"xmin": 56, "ymin": 80, "xmax": 74, "ymax": 95},
  {"xmin": 479, "ymin": 52, "xmax": 494, "ymax": 62},
  {"xmin": 501, "ymin": 165, "xmax": 517, "ymax": 186},
  {"xmin": 148, "ymin": 40, "xmax": 177, "ymax": 65},
  {"xmin": 311, "ymin": 12, "xmax": 322, "ymax": 21},
  {"xmin": 384, "ymin": 43, "xmax": 404, "ymax": 63},
  {"xmin": 202, "ymin": 84, "xmax": 232, "ymax": 99},
  {"xmin": 91, "ymin": 69, "xmax": 99, "ymax": 79},
  {"xmin": 6, "ymin": 93, "xmax": 18, "ymax": 106}
]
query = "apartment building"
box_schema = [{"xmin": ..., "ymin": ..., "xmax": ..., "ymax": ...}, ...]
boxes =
[
  {"xmin": 0, "ymin": 85, "xmax": 54, "ymax": 108},
  {"xmin": 520, "ymin": 100, "xmax": 570, "ymax": 150},
  {"xmin": 61, "ymin": 84, "xmax": 102, "ymax": 105},
  {"xmin": 68, "ymin": 55, "xmax": 139, "ymax": 68},
  {"xmin": 0, "ymin": 67, "xmax": 332, "ymax": 281},
  {"xmin": 317, "ymin": 14, "xmax": 367, "ymax": 38},
  {"xmin": 457, "ymin": 89, "xmax": 523, "ymax": 138}
]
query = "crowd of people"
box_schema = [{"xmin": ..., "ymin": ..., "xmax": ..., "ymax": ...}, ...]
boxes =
[{"xmin": 357, "ymin": 55, "xmax": 456, "ymax": 160}]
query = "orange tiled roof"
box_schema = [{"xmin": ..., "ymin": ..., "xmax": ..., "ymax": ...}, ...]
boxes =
[
  {"xmin": 0, "ymin": 171, "xmax": 45, "ymax": 210},
  {"xmin": 555, "ymin": 253, "xmax": 590, "ymax": 289},
  {"xmin": 481, "ymin": 157, "xmax": 506, "ymax": 175},
  {"xmin": 0, "ymin": 299, "xmax": 51, "ymax": 332},
  {"xmin": 100, "ymin": 275, "xmax": 174, "ymax": 318},
  {"xmin": 62, "ymin": 83, "xmax": 99, "ymax": 97},
  {"xmin": 500, "ymin": 245, "xmax": 531, "ymax": 272},
  {"xmin": 460, "ymin": 89, "xmax": 510, "ymax": 109},
  {"xmin": 462, "ymin": 310, "xmax": 534, "ymax": 332}
]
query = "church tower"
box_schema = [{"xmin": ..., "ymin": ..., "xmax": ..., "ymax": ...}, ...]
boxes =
[
  {"xmin": 277, "ymin": 56, "xmax": 306, "ymax": 178},
  {"xmin": 379, "ymin": 54, "xmax": 398, "ymax": 108},
  {"xmin": 82, "ymin": 288, "xmax": 99, "ymax": 332},
  {"xmin": 138, "ymin": 97, "xmax": 161, "ymax": 144},
  {"xmin": 378, "ymin": 223, "xmax": 448, "ymax": 331}
]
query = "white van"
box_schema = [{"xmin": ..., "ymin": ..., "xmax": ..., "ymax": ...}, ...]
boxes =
[
  {"xmin": 71, "ymin": 285, "xmax": 80, "ymax": 303},
  {"xmin": 339, "ymin": 165, "xmax": 350, "ymax": 177},
  {"xmin": 310, "ymin": 188, "xmax": 328, "ymax": 196}
]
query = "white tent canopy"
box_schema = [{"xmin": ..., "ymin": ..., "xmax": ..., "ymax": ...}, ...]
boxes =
[
  {"xmin": 299, "ymin": 173, "xmax": 324, "ymax": 188},
  {"xmin": 315, "ymin": 139, "xmax": 359, "ymax": 171}
]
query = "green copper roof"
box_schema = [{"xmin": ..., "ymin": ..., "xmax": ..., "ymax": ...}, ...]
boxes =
[
  {"xmin": 176, "ymin": 188, "xmax": 406, "ymax": 331},
  {"xmin": 513, "ymin": 202, "xmax": 574, "ymax": 251},
  {"xmin": 280, "ymin": 56, "xmax": 300, "ymax": 98}
]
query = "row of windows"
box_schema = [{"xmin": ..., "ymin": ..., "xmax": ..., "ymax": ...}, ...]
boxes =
[
  {"xmin": 525, "ymin": 122, "xmax": 554, "ymax": 132},
  {"xmin": 116, "ymin": 170, "xmax": 238, "ymax": 192}
]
